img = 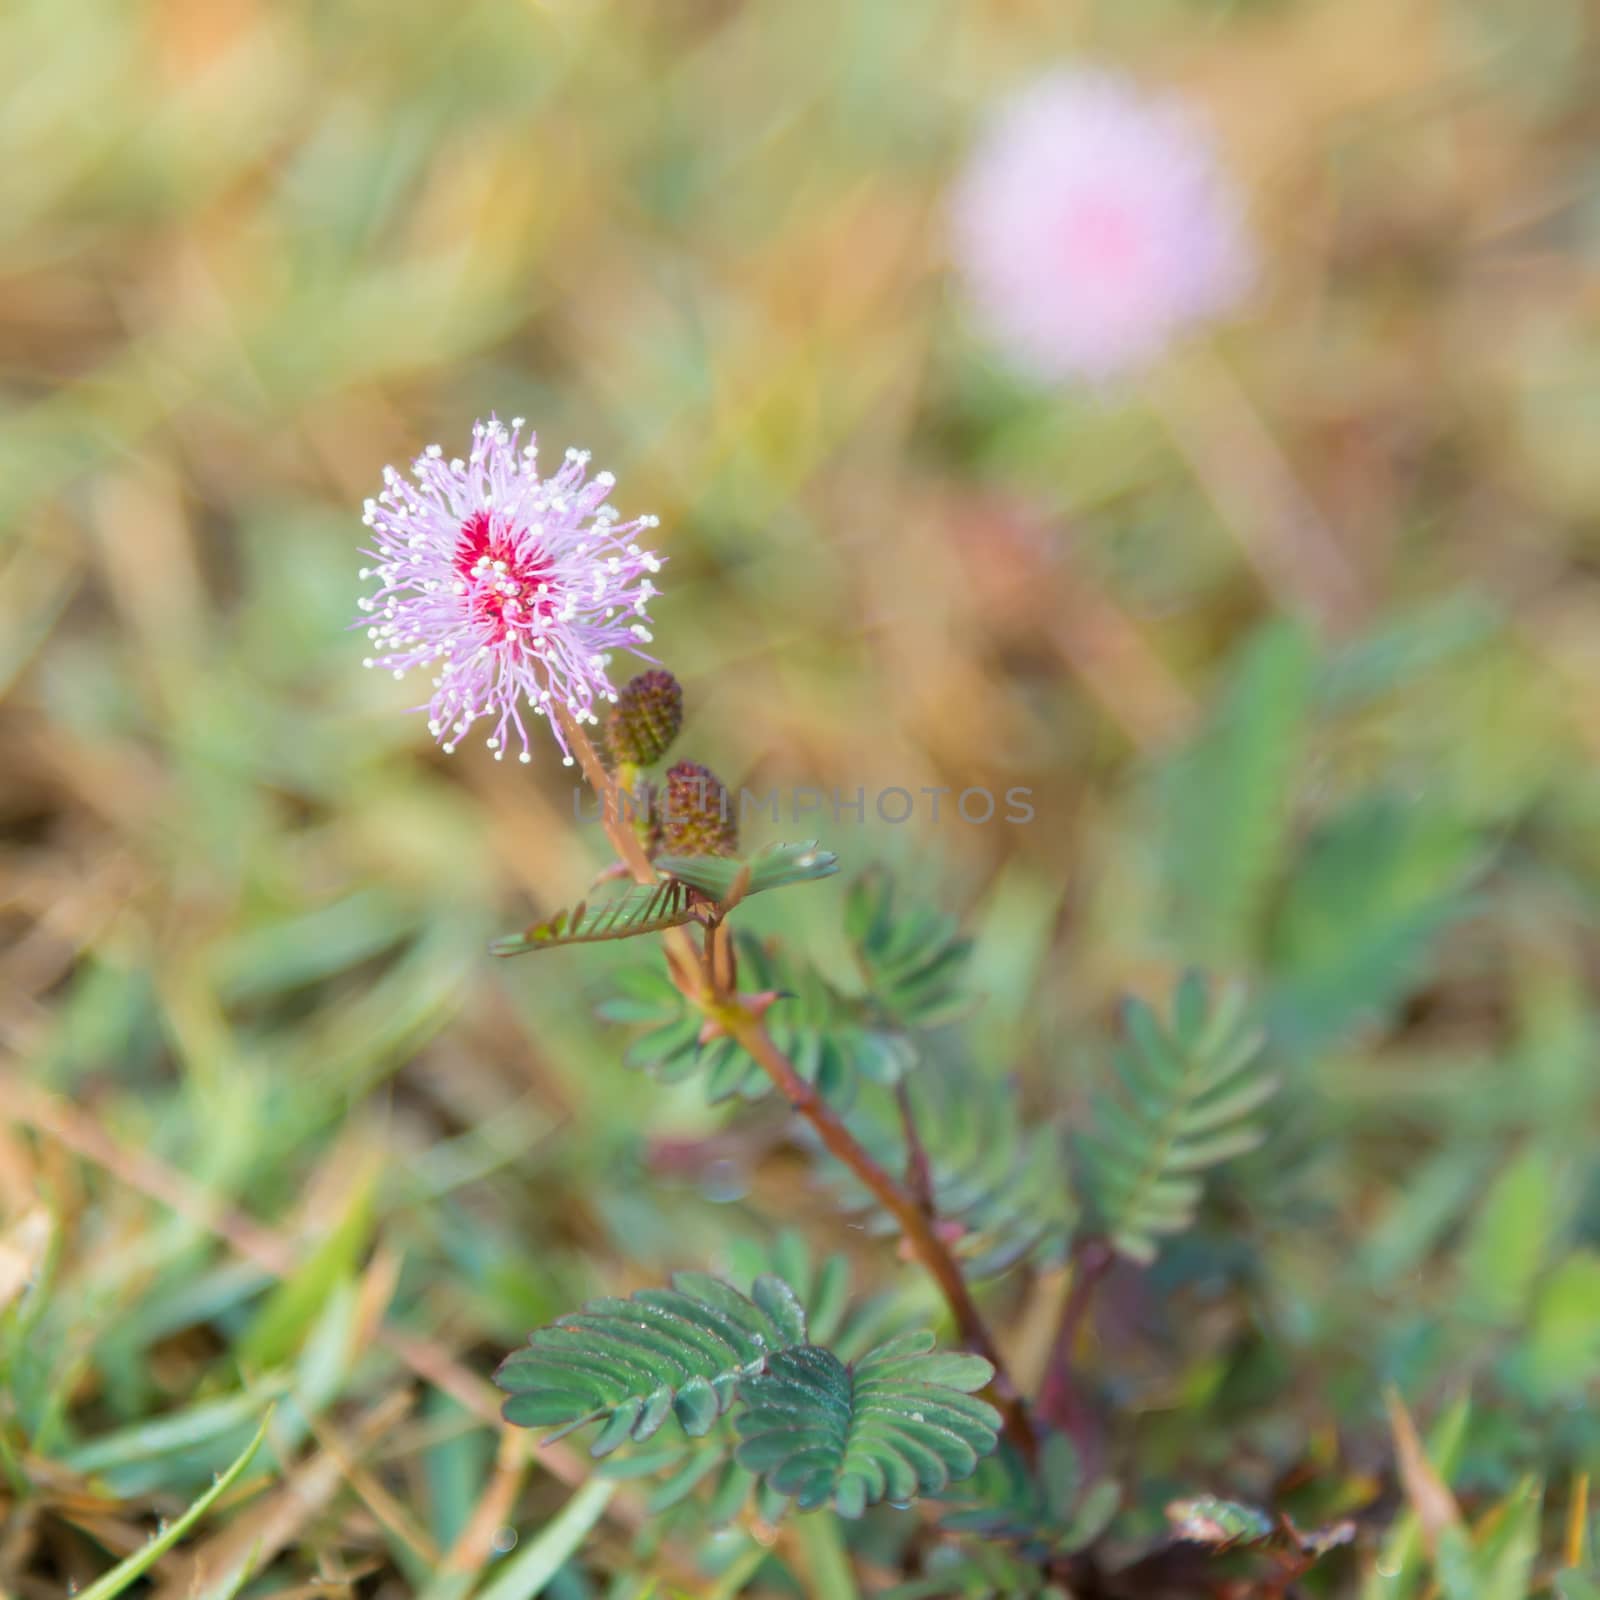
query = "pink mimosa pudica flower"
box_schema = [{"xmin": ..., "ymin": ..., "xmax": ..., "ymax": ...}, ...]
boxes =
[
  {"xmin": 950, "ymin": 69, "xmax": 1256, "ymax": 383},
  {"xmin": 357, "ymin": 418, "xmax": 663, "ymax": 764}
]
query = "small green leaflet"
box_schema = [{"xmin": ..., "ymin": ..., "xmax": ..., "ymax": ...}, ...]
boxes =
[
  {"xmin": 734, "ymin": 1333, "xmax": 1000, "ymax": 1518},
  {"xmin": 495, "ymin": 1274, "xmax": 808, "ymax": 1453},
  {"xmin": 1077, "ymin": 972, "xmax": 1275, "ymax": 1265},
  {"xmin": 655, "ymin": 840, "xmax": 839, "ymax": 900},
  {"xmin": 491, "ymin": 877, "xmax": 700, "ymax": 956},
  {"xmin": 492, "ymin": 842, "xmax": 838, "ymax": 956}
]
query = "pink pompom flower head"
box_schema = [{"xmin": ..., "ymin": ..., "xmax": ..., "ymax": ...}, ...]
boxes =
[
  {"xmin": 950, "ymin": 68, "xmax": 1255, "ymax": 384},
  {"xmin": 357, "ymin": 418, "xmax": 663, "ymax": 765}
]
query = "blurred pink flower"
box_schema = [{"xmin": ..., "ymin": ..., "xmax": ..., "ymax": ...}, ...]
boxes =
[
  {"xmin": 950, "ymin": 69, "xmax": 1255, "ymax": 383},
  {"xmin": 358, "ymin": 418, "xmax": 663, "ymax": 764}
]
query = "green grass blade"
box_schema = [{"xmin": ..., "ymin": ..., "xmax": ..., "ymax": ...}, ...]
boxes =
[
  {"xmin": 795, "ymin": 1511, "xmax": 861, "ymax": 1600},
  {"xmin": 77, "ymin": 1408, "xmax": 272, "ymax": 1600},
  {"xmin": 62, "ymin": 1379, "xmax": 291, "ymax": 1478},
  {"xmin": 1362, "ymin": 1394, "xmax": 1470, "ymax": 1600},
  {"xmin": 470, "ymin": 1478, "xmax": 616, "ymax": 1600},
  {"xmin": 237, "ymin": 1168, "xmax": 375, "ymax": 1369}
]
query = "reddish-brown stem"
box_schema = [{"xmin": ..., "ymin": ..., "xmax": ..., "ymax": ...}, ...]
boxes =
[
  {"xmin": 556, "ymin": 705, "xmax": 658, "ymax": 885},
  {"xmin": 1037, "ymin": 1236, "xmax": 1115, "ymax": 1443},
  {"xmin": 722, "ymin": 1009, "xmax": 1036, "ymax": 1462},
  {"xmin": 895, "ymin": 1079, "xmax": 936, "ymax": 1216},
  {"xmin": 556, "ymin": 705, "xmax": 702, "ymax": 987},
  {"xmin": 555, "ymin": 707, "xmax": 1037, "ymax": 1461}
]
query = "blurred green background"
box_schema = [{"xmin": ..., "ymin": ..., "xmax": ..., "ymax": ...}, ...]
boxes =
[{"xmin": 5, "ymin": 0, "xmax": 1600, "ymax": 1594}]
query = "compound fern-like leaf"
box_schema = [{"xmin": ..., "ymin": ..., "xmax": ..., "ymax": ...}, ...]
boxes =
[
  {"xmin": 490, "ymin": 878, "xmax": 701, "ymax": 957},
  {"xmin": 601, "ymin": 934, "xmax": 910, "ymax": 1108},
  {"xmin": 495, "ymin": 1274, "xmax": 808, "ymax": 1454},
  {"xmin": 582, "ymin": 1241, "xmax": 923, "ymax": 1528},
  {"xmin": 734, "ymin": 1332, "xmax": 1000, "ymax": 1518},
  {"xmin": 845, "ymin": 867, "xmax": 972, "ymax": 1029},
  {"xmin": 655, "ymin": 840, "xmax": 839, "ymax": 902},
  {"xmin": 1076, "ymin": 973, "xmax": 1275, "ymax": 1265}
]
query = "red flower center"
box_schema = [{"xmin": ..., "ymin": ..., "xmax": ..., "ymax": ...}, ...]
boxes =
[{"xmin": 453, "ymin": 509, "xmax": 559, "ymax": 644}]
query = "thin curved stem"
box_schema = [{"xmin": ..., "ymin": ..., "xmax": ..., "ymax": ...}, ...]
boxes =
[
  {"xmin": 555, "ymin": 706, "xmax": 653, "ymax": 880},
  {"xmin": 1036, "ymin": 1236, "xmax": 1114, "ymax": 1461},
  {"xmin": 721, "ymin": 1007, "xmax": 1037, "ymax": 1463},
  {"xmin": 555, "ymin": 705, "xmax": 702, "ymax": 987},
  {"xmin": 895, "ymin": 1079, "xmax": 937, "ymax": 1216}
]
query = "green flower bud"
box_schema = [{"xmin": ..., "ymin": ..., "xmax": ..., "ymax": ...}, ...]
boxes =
[{"xmin": 605, "ymin": 670, "xmax": 683, "ymax": 768}]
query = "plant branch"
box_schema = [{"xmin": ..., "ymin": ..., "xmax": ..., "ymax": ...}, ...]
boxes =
[
  {"xmin": 895, "ymin": 1079, "xmax": 937, "ymax": 1216},
  {"xmin": 557, "ymin": 703, "xmax": 1036, "ymax": 1461},
  {"xmin": 1037, "ymin": 1235, "xmax": 1114, "ymax": 1440},
  {"xmin": 555, "ymin": 705, "xmax": 657, "ymax": 884},
  {"xmin": 721, "ymin": 1007, "xmax": 1036, "ymax": 1463},
  {"xmin": 555, "ymin": 705, "xmax": 703, "ymax": 987}
]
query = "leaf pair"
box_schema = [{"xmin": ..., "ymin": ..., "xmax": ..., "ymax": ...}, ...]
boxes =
[
  {"xmin": 491, "ymin": 840, "xmax": 838, "ymax": 957},
  {"xmin": 495, "ymin": 1275, "xmax": 1000, "ymax": 1518}
]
